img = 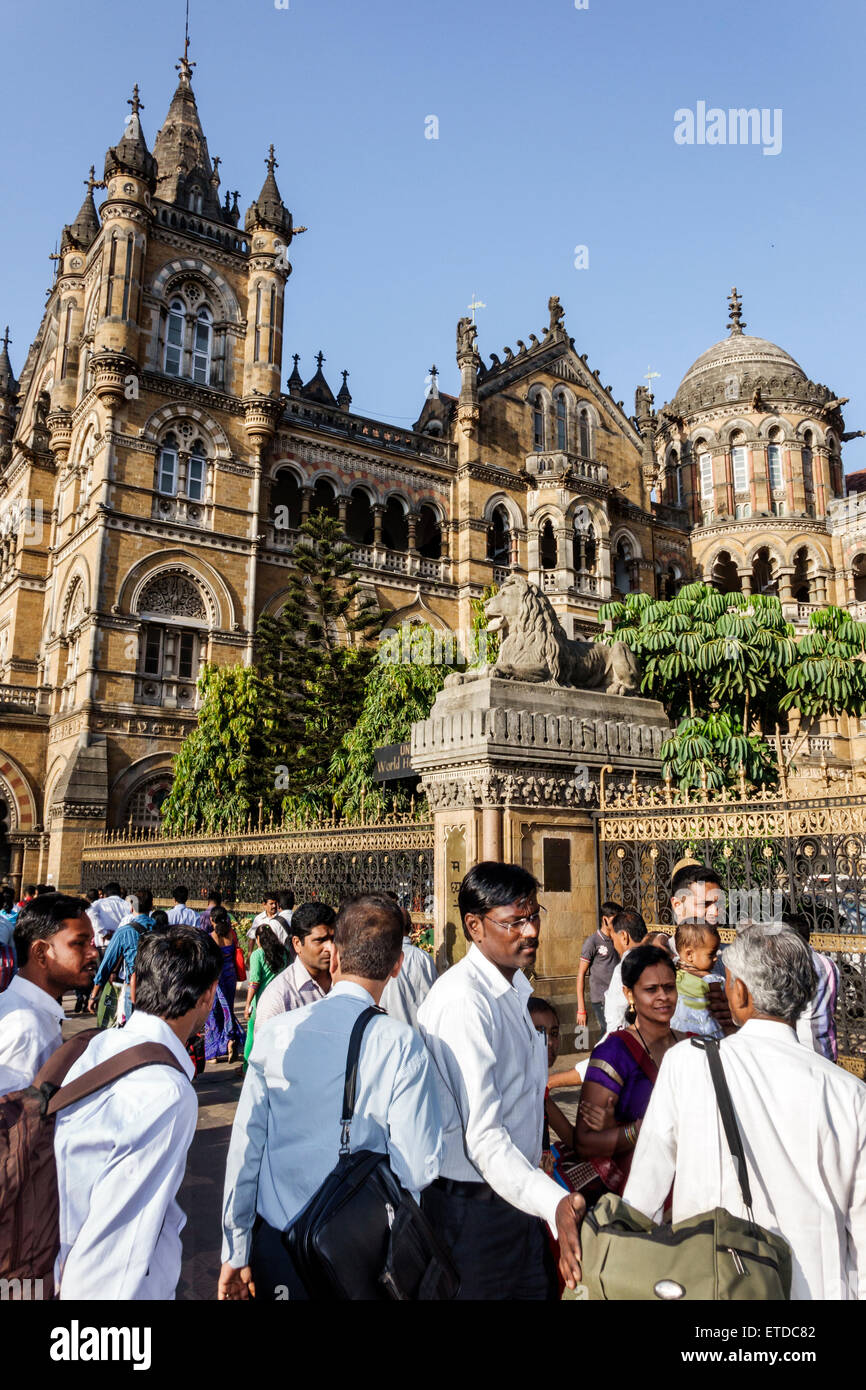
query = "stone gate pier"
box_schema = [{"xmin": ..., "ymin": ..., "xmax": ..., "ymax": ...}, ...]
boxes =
[{"xmin": 411, "ymin": 672, "xmax": 669, "ymax": 1047}]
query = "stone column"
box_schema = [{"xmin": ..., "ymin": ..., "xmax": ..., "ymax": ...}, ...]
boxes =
[
  {"xmin": 372, "ymin": 504, "xmax": 384, "ymax": 548},
  {"xmin": 739, "ymin": 569, "xmax": 753, "ymax": 597},
  {"xmin": 300, "ymin": 486, "xmax": 312, "ymax": 520},
  {"xmin": 337, "ymin": 496, "xmax": 348, "ymax": 526},
  {"xmin": 481, "ymin": 804, "xmax": 502, "ymax": 860}
]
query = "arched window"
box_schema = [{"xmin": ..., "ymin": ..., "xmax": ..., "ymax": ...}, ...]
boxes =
[
  {"xmin": 853, "ymin": 553, "xmax": 866, "ymax": 603},
  {"xmin": 164, "ymin": 300, "xmax": 185, "ymax": 376},
  {"xmin": 698, "ymin": 449, "xmax": 713, "ymax": 505},
  {"xmin": 614, "ymin": 538, "xmax": 633, "ymax": 593},
  {"xmin": 272, "ymin": 469, "xmax": 303, "ymax": 531},
  {"xmin": 346, "ymin": 488, "xmax": 374, "ymax": 545},
  {"xmin": 192, "ymin": 307, "xmax": 212, "ymax": 385},
  {"xmin": 555, "ymin": 395, "xmax": 567, "ymax": 451},
  {"xmin": 311, "ymin": 477, "xmax": 339, "ymax": 520},
  {"xmin": 383, "ymin": 497, "xmax": 409, "ymax": 550},
  {"xmin": 578, "ymin": 409, "xmax": 591, "ymax": 458},
  {"xmin": 487, "ymin": 506, "xmax": 511, "ymax": 565},
  {"xmin": 659, "ymin": 563, "xmax": 682, "ymax": 600},
  {"xmin": 533, "ymin": 398, "xmax": 545, "ymax": 451},
  {"xmin": 416, "ymin": 504, "xmax": 442, "ymax": 559},
  {"xmin": 751, "ymin": 546, "xmax": 778, "ymax": 597},
  {"xmin": 768, "ymin": 435, "xmax": 783, "ymax": 492},
  {"xmin": 792, "ymin": 547, "xmax": 811, "ymax": 603},
  {"xmin": 711, "ymin": 551, "xmax": 741, "ymax": 594},
  {"xmin": 802, "ymin": 431, "xmax": 815, "ymax": 514},
  {"xmin": 187, "ymin": 440, "xmax": 206, "ymax": 502},
  {"xmin": 158, "ymin": 433, "xmax": 179, "ymax": 495},
  {"xmin": 731, "ymin": 441, "xmax": 748, "ymax": 494},
  {"xmin": 540, "ymin": 520, "xmax": 558, "ymax": 570},
  {"xmin": 135, "ymin": 572, "xmax": 207, "ymax": 709}
]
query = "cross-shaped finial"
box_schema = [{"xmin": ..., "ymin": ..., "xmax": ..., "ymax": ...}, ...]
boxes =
[
  {"xmin": 468, "ymin": 292, "xmax": 486, "ymax": 324},
  {"xmin": 1, "ymin": 327, "xmax": 10, "ymax": 353},
  {"xmin": 292, "ymin": 353, "xmax": 301, "ymax": 367},
  {"xmin": 315, "ymin": 350, "xmax": 325, "ymax": 370},
  {"xmin": 341, "ymin": 369, "xmax": 350, "ymax": 384},
  {"xmin": 429, "ymin": 364, "xmax": 438, "ymax": 380},
  {"xmin": 176, "ymin": 52, "xmax": 196, "ymax": 83},
  {"xmin": 727, "ymin": 287, "xmax": 746, "ymax": 335},
  {"xmin": 644, "ymin": 365, "xmax": 661, "ymax": 390},
  {"xmin": 266, "ymin": 144, "xmax": 278, "ymax": 176},
  {"xmin": 212, "ymin": 155, "xmax": 221, "ymax": 177},
  {"xmin": 84, "ymin": 165, "xmax": 104, "ymax": 196},
  {"xmin": 128, "ymin": 84, "xmax": 143, "ymax": 116}
]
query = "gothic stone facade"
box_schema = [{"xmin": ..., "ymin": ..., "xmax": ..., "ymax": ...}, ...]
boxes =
[{"xmin": 0, "ymin": 57, "xmax": 861, "ymax": 890}]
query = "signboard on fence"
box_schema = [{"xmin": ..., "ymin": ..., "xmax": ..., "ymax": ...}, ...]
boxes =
[{"xmin": 373, "ymin": 742, "xmax": 414, "ymax": 782}]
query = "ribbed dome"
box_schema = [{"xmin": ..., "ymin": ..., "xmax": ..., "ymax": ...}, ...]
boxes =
[
  {"xmin": 677, "ymin": 333, "xmax": 806, "ymax": 395},
  {"xmin": 674, "ymin": 288, "xmax": 807, "ymax": 400}
]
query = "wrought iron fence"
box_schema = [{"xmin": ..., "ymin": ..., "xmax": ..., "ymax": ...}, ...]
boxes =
[
  {"xmin": 81, "ymin": 814, "xmax": 434, "ymax": 921},
  {"xmin": 594, "ymin": 770, "xmax": 866, "ymax": 1073}
]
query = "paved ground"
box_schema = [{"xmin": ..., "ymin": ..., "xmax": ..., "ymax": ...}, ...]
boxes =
[{"xmin": 62, "ymin": 996, "xmax": 584, "ymax": 1300}]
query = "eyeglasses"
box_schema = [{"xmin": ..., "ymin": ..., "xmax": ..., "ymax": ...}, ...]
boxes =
[{"xmin": 481, "ymin": 906, "xmax": 547, "ymax": 934}]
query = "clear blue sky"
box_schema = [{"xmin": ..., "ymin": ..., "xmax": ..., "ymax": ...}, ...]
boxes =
[{"xmin": 2, "ymin": 0, "xmax": 864, "ymax": 466}]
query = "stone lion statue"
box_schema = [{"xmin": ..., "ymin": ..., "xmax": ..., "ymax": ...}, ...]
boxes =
[{"xmin": 450, "ymin": 573, "xmax": 641, "ymax": 695}]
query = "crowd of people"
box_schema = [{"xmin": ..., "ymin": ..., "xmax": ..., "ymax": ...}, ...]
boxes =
[{"xmin": 0, "ymin": 861, "xmax": 863, "ymax": 1302}]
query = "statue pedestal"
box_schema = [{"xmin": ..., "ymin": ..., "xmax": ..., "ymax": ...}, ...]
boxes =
[{"xmin": 411, "ymin": 675, "xmax": 669, "ymax": 1047}]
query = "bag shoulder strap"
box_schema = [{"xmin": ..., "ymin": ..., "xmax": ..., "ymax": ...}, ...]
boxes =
[
  {"xmin": 340, "ymin": 1005, "xmax": 385, "ymax": 1153},
  {"xmin": 31, "ymin": 1028, "xmax": 101, "ymax": 1091},
  {"xmin": 690, "ymin": 1036, "xmax": 754, "ymax": 1217},
  {"xmin": 44, "ymin": 1042, "xmax": 189, "ymax": 1117}
]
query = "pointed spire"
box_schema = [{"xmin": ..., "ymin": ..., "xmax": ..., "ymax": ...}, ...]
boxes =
[
  {"xmin": 62, "ymin": 166, "xmax": 103, "ymax": 251},
  {"xmin": 727, "ymin": 286, "xmax": 746, "ymax": 336},
  {"xmin": 337, "ymin": 369, "xmax": 352, "ymax": 410},
  {"xmin": 152, "ymin": 39, "xmax": 227, "ymax": 220},
  {"xmin": 104, "ymin": 85, "xmax": 156, "ymax": 186},
  {"xmin": 245, "ymin": 144, "xmax": 292, "ymax": 237},
  {"xmin": 287, "ymin": 353, "xmax": 303, "ymax": 394},
  {"xmin": 0, "ymin": 327, "xmax": 17, "ymax": 399},
  {"xmin": 302, "ymin": 350, "xmax": 336, "ymax": 405}
]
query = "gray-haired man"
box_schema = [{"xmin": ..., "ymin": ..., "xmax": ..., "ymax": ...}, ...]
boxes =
[{"xmin": 624, "ymin": 923, "xmax": 866, "ymax": 1300}]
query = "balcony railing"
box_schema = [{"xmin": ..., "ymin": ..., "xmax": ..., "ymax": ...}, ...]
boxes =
[
  {"xmin": 0, "ymin": 684, "xmax": 49, "ymax": 715},
  {"xmin": 776, "ymin": 734, "xmax": 837, "ymax": 758},
  {"xmin": 261, "ymin": 524, "xmax": 450, "ymax": 581},
  {"xmin": 525, "ymin": 451, "xmax": 609, "ymax": 486}
]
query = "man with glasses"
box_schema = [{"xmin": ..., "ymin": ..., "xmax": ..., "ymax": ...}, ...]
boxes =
[{"xmin": 418, "ymin": 861, "xmax": 584, "ymax": 1299}]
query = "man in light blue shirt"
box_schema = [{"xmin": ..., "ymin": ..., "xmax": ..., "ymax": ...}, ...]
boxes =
[{"xmin": 219, "ymin": 894, "xmax": 443, "ymax": 1301}]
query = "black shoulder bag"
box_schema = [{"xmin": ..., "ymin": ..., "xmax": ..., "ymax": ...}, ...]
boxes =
[{"xmin": 285, "ymin": 1005, "xmax": 459, "ymax": 1300}]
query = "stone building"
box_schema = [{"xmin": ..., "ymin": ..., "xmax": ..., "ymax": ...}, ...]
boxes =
[{"xmin": 0, "ymin": 49, "xmax": 861, "ymax": 891}]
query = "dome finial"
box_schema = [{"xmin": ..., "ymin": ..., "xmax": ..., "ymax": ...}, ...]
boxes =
[
  {"xmin": 727, "ymin": 286, "xmax": 746, "ymax": 336},
  {"xmin": 128, "ymin": 84, "xmax": 143, "ymax": 118}
]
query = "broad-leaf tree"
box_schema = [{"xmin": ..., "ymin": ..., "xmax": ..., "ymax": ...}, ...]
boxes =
[
  {"xmin": 781, "ymin": 606, "xmax": 866, "ymax": 720},
  {"xmin": 161, "ymin": 664, "xmax": 266, "ymax": 832}
]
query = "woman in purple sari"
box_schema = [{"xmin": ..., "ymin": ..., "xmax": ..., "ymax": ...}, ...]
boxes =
[
  {"xmin": 205, "ymin": 906, "xmax": 246, "ymax": 1063},
  {"xmin": 574, "ymin": 944, "xmax": 691, "ymax": 1196}
]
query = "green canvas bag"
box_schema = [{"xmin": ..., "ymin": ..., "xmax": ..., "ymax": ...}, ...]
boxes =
[{"xmin": 580, "ymin": 1038, "xmax": 793, "ymax": 1301}]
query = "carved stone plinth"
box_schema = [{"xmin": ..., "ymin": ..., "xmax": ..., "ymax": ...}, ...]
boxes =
[{"xmin": 411, "ymin": 675, "xmax": 669, "ymax": 1048}]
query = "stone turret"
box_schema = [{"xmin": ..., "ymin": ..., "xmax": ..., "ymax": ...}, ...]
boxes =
[
  {"xmin": 94, "ymin": 86, "xmax": 155, "ymax": 379},
  {"xmin": 0, "ymin": 327, "xmax": 18, "ymax": 461},
  {"xmin": 242, "ymin": 145, "xmax": 292, "ymax": 406}
]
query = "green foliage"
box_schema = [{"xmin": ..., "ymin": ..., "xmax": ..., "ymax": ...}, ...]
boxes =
[
  {"xmin": 254, "ymin": 511, "xmax": 385, "ymax": 807},
  {"xmin": 328, "ymin": 622, "xmax": 458, "ymax": 820},
  {"xmin": 469, "ymin": 583, "xmax": 500, "ymax": 666},
  {"xmin": 781, "ymin": 605, "xmax": 866, "ymax": 718},
  {"xmin": 161, "ymin": 664, "xmax": 265, "ymax": 832},
  {"xmin": 599, "ymin": 583, "xmax": 795, "ymax": 730},
  {"xmin": 601, "ymin": 583, "xmax": 866, "ymax": 790},
  {"xmin": 660, "ymin": 711, "xmax": 777, "ymax": 792}
]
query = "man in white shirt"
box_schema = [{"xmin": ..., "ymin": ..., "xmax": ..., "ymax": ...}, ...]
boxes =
[
  {"xmin": 86, "ymin": 882, "xmax": 129, "ymax": 948},
  {"xmin": 782, "ymin": 911, "xmax": 840, "ymax": 1061},
  {"xmin": 624, "ymin": 922, "xmax": 866, "ymax": 1301},
  {"xmin": 0, "ymin": 894, "xmax": 97, "ymax": 1092},
  {"xmin": 54, "ymin": 927, "xmax": 222, "ymax": 1299},
  {"xmin": 253, "ymin": 901, "xmax": 335, "ymax": 1032},
  {"xmin": 380, "ymin": 902, "xmax": 437, "ymax": 1029},
  {"xmin": 219, "ymin": 894, "xmax": 443, "ymax": 1301},
  {"xmin": 247, "ymin": 890, "xmax": 293, "ymax": 947},
  {"xmin": 418, "ymin": 862, "xmax": 584, "ymax": 1298},
  {"xmin": 166, "ymin": 885, "xmax": 198, "ymax": 928},
  {"xmin": 602, "ymin": 908, "xmax": 648, "ymax": 1034}
]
